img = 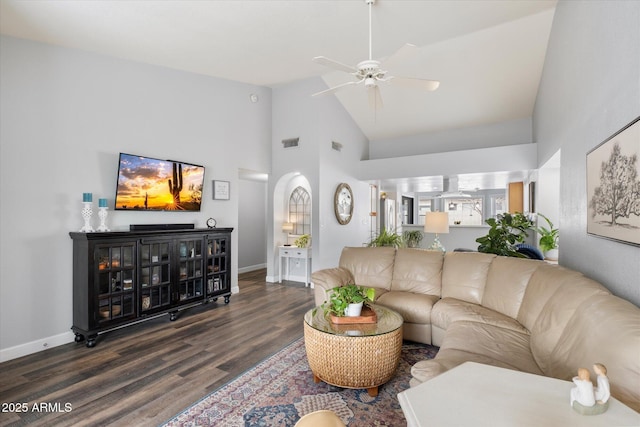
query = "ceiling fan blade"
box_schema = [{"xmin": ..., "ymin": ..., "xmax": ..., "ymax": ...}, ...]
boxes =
[
  {"xmin": 312, "ymin": 80, "xmax": 361, "ymax": 97},
  {"xmin": 313, "ymin": 56, "xmax": 357, "ymax": 74},
  {"xmin": 381, "ymin": 43, "xmax": 420, "ymax": 69},
  {"xmin": 389, "ymin": 76, "xmax": 440, "ymax": 92},
  {"xmin": 368, "ymin": 85, "xmax": 384, "ymax": 110}
]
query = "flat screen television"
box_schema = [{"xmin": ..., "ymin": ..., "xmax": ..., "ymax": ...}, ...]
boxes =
[{"xmin": 114, "ymin": 153, "xmax": 205, "ymax": 211}]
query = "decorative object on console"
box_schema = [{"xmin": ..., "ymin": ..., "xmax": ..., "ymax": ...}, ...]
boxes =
[
  {"xmin": 212, "ymin": 180, "xmax": 230, "ymax": 200},
  {"xmin": 96, "ymin": 198, "xmax": 110, "ymax": 232},
  {"xmin": 587, "ymin": 115, "xmax": 640, "ymax": 246},
  {"xmin": 424, "ymin": 211, "xmax": 449, "ymax": 252},
  {"xmin": 334, "ymin": 183, "xmax": 353, "ymax": 225},
  {"xmin": 403, "ymin": 230, "xmax": 423, "ymax": 248},
  {"xmin": 570, "ymin": 363, "xmax": 611, "ymax": 415},
  {"xmin": 79, "ymin": 193, "xmax": 94, "ymax": 232},
  {"xmin": 206, "ymin": 217, "xmax": 217, "ymax": 228},
  {"xmin": 294, "ymin": 234, "xmax": 310, "ymax": 248}
]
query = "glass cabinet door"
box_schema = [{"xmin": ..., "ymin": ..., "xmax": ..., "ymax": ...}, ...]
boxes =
[
  {"xmin": 96, "ymin": 242, "xmax": 136, "ymax": 323},
  {"xmin": 176, "ymin": 237, "xmax": 204, "ymax": 304},
  {"xmin": 206, "ymin": 236, "xmax": 230, "ymax": 300},
  {"xmin": 139, "ymin": 240, "xmax": 172, "ymax": 314}
]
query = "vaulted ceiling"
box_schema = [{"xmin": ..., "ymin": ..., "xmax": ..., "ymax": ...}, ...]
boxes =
[{"xmin": 1, "ymin": 0, "xmax": 556, "ymax": 142}]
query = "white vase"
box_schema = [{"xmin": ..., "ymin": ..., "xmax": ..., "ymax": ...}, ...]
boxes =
[
  {"xmin": 345, "ymin": 302, "xmax": 364, "ymax": 317},
  {"xmin": 545, "ymin": 248, "xmax": 559, "ymax": 261}
]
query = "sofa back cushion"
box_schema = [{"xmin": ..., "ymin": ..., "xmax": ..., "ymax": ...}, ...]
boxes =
[
  {"xmin": 482, "ymin": 257, "xmax": 541, "ymax": 319},
  {"xmin": 441, "ymin": 252, "xmax": 496, "ymax": 304},
  {"xmin": 517, "ymin": 264, "xmax": 583, "ymax": 331},
  {"xmin": 339, "ymin": 246, "xmax": 396, "ymax": 290},
  {"xmin": 546, "ymin": 295, "xmax": 640, "ymax": 412},
  {"xmin": 529, "ymin": 275, "xmax": 610, "ymax": 374},
  {"xmin": 391, "ymin": 248, "xmax": 444, "ymax": 295}
]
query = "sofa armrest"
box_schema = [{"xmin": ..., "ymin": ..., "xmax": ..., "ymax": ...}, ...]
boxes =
[{"xmin": 311, "ymin": 267, "xmax": 354, "ymax": 306}]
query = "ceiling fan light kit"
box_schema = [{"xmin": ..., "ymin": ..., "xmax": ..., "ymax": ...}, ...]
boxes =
[{"xmin": 312, "ymin": 0, "xmax": 440, "ymax": 109}]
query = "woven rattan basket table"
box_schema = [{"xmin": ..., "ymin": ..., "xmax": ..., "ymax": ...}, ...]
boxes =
[{"xmin": 303, "ymin": 304, "xmax": 403, "ymax": 397}]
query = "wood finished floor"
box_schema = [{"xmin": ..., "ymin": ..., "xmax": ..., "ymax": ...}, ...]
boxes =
[{"xmin": 0, "ymin": 270, "xmax": 315, "ymax": 427}]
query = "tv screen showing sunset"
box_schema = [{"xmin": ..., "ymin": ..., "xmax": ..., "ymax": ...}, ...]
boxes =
[{"xmin": 115, "ymin": 153, "xmax": 204, "ymax": 211}]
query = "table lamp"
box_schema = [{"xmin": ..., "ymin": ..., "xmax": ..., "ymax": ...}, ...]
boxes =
[
  {"xmin": 424, "ymin": 212, "xmax": 449, "ymax": 252},
  {"xmin": 282, "ymin": 222, "xmax": 294, "ymax": 233}
]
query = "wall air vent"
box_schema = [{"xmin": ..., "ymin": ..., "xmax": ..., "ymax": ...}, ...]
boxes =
[
  {"xmin": 282, "ymin": 137, "xmax": 300, "ymax": 149},
  {"xmin": 331, "ymin": 141, "xmax": 343, "ymax": 152}
]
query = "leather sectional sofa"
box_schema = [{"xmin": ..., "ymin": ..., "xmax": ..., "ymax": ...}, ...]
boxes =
[{"xmin": 311, "ymin": 247, "xmax": 640, "ymax": 411}]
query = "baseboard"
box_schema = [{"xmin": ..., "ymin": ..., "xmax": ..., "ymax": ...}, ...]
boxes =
[
  {"xmin": 265, "ymin": 275, "xmax": 277, "ymax": 283},
  {"xmin": 238, "ymin": 263, "xmax": 267, "ymax": 274},
  {"xmin": 0, "ymin": 331, "xmax": 75, "ymax": 362}
]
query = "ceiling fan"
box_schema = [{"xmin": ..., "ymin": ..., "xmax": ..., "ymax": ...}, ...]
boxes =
[{"xmin": 312, "ymin": 0, "xmax": 440, "ymax": 109}]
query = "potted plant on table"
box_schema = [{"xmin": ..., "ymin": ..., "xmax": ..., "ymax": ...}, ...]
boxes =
[
  {"xmin": 403, "ymin": 230, "xmax": 424, "ymax": 248},
  {"xmin": 535, "ymin": 213, "xmax": 559, "ymax": 260},
  {"xmin": 323, "ymin": 283, "xmax": 375, "ymax": 317}
]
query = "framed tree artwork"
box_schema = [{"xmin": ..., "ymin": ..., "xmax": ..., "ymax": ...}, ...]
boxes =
[
  {"xmin": 587, "ymin": 116, "xmax": 640, "ymax": 246},
  {"xmin": 334, "ymin": 183, "xmax": 353, "ymax": 225}
]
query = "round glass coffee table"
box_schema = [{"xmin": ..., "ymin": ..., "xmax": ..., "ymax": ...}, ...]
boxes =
[{"xmin": 303, "ymin": 303, "xmax": 403, "ymax": 397}]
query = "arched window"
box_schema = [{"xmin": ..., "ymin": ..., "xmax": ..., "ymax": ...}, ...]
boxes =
[{"xmin": 289, "ymin": 186, "xmax": 311, "ymax": 235}]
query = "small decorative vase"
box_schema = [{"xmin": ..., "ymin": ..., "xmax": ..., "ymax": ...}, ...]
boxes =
[
  {"xmin": 96, "ymin": 207, "xmax": 110, "ymax": 232},
  {"xmin": 79, "ymin": 202, "xmax": 94, "ymax": 232},
  {"xmin": 345, "ymin": 302, "xmax": 364, "ymax": 317}
]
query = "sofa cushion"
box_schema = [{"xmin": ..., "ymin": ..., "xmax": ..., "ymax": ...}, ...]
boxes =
[
  {"xmin": 377, "ymin": 291, "xmax": 439, "ymax": 324},
  {"xmin": 438, "ymin": 320, "xmax": 543, "ymax": 375},
  {"xmin": 530, "ymin": 275, "xmax": 610, "ymax": 374},
  {"xmin": 516, "ymin": 264, "xmax": 583, "ymax": 331},
  {"xmin": 482, "ymin": 256, "xmax": 541, "ymax": 319},
  {"xmin": 390, "ymin": 248, "xmax": 443, "ymax": 295},
  {"xmin": 546, "ymin": 294, "xmax": 640, "ymax": 412},
  {"xmin": 339, "ymin": 247, "xmax": 396, "ymax": 290},
  {"xmin": 311, "ymin": 267, "xmax": 355, "ymax": 305},
  {"xmin": 441, "ymin": 252, "xmax": 496, "ymax": 304},
  {"xmin": 431, "ymin": 297, "xmax": 529, "ymax": 335}
]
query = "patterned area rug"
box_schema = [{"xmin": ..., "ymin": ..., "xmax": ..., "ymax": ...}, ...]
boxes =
[{"xmin": 164, "ymin": 337, "xmax": 438, "ymax": 426}]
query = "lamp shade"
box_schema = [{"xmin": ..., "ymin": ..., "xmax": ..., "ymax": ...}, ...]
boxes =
[
  {"xmin": 282, "ymin": 222, "xmax": 294, "ymax": 232},
  {"xmin": 424, "ymin": 212, "xmax": 449, "ymax": 234}
]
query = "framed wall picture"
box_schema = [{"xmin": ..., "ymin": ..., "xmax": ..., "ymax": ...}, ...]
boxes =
[
  {"xmin": 212, "ymin": 180, "xmax": 230, "ymax": 200},
  {"xmin": 586, "ymin": 116, "xmax": 640, "ymax": 246},
  {"xmin": 334, "ymin": 183, "xmax": 353, "ymax": 225}
]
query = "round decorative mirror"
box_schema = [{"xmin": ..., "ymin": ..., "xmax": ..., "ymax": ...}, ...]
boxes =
[{"xmin": 334, "ymin": 183, "xmax": 353, "ymax": 225}]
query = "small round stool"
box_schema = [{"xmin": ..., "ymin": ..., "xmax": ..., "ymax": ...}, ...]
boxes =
[{"xmin": 294, "ymin": 410, "xmax": 346, "ymax": 427}]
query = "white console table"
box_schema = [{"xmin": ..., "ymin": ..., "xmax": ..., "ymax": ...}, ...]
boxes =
[
  {"xmin": 278, "ymin": 246, "xmax": 311, "ymax": 286},
  {"xmin": 398, "ymin": 362, "xmax": 640, "ymax": 427}
]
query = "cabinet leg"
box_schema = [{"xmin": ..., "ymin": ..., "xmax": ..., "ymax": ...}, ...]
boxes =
[
  {"xmin": 74, "ymin": 333, "xmax": 85, "ymax": 343},
  {"xmin": 85, "ymin": 336, "xmax": 97, "ymax": 348},
  {"xmin": 224, "ymin": 295, "xmax": 230, "ymax": 304},
  {"xmin": 169, "ymin": 311, "xmax": 178, "ymax": 321}
]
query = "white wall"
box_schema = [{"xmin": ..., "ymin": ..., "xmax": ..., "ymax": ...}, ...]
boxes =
[
  {"xmin": 533, "ymin": 1, "xmax": 640, "ymax": 306},
  {"xmin": 0, "ymin": 36, "xmax": 272, "ymax": 360},
  {"xmin": 268, "ymin": 77, "xmax": 369, "ymax": 282}
]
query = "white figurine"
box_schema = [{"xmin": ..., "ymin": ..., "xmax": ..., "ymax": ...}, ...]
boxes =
[
  {"xmin": 570, "ymin": 368, "xmax": 596, "ymax": 407},
  {"xmin": 593, "ymin": 363, "xmax": 611, "ymax": 404}
]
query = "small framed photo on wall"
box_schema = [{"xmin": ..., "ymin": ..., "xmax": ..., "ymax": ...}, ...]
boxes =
[{"xmin": 212, "ymin": 180, "xmax": 230, "ymax": 200}]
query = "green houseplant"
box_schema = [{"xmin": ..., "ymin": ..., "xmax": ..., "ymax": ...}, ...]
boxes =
[
  {"xmin": 536, "ymin": 213, "xmax": 559, "ymax": 259},
  {"xmin": 403, "ymin": 230, "xmax": 424, "ymax": 248},
  {"xmin": 367, "ymin": 228, "xmax": 404, "ymax": 248},
  {"xmin": 476, "ymin": 212, "xmax": 533, "ymax": 258},
  {"xmin": 294, "ymin": 234, "xmax": 310, "ymax": 248},
  {"xmin": 322, "ymin": 283, "xmax": 375, "ymax": 317}
]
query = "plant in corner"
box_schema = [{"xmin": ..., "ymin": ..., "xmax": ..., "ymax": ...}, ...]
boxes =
[
  {"xmin": 403, "ymin": 230, "xmax": 424, "ymax": 248},
  {"xmin": 322, "ymin": 283, "xmax": 375, "ymax": 317},
  {"xmin": 476, "ymin": 212, "xmax": 534, "ymax": 258},
  {"xmin": 367, "ymin": 228, "xmax": 404, "ymax": 248},
  {"xmin": 535, "ymin": 213, "xmax": 559, "ymax": 259}
]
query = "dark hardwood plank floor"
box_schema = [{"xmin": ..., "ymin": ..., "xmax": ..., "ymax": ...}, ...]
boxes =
[{"xmin": 0, "ymin": 270, "xmax": 315, "ymax": 427}]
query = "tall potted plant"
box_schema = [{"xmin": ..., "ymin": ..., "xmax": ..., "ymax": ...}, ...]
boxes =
[
  {"xmin": 536, "ymin": 213, "xmax": 559, "ymax": 260},
  {"xmin": 476, "ymin": 212, "xmax": 533, "ymax": 258}
]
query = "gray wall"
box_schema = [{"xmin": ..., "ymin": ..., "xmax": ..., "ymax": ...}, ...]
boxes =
[
  {"xmin": 238, "ymin": 177, "xmax": 267, "ymax": 271},
  {"xmin": 533, "ymin": 1, "xmax": 640, "ymax": 305},
  {"xmin": 0, "ymin": 36, "xmax": 272, "ymax": 359}
]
